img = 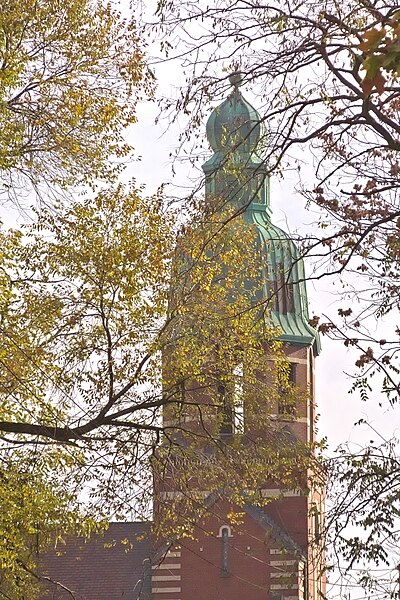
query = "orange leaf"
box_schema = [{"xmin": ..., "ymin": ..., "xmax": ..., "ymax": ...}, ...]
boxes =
[
  {"xmin": 358, "ymin": 28, "xmax": 385, "ymax": 52},
  {"xmin": 360, "ymin": 71, "xmax": 386, "ymax": 95},
  {"xmin": 374, "ymin": 71, "xmax": 386, "ymax": 94}
]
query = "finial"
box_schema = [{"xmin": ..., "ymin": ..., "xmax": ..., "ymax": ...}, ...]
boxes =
[{"xmin": 229, "ymin": 71, "xmax": 243, "ymax": 89}]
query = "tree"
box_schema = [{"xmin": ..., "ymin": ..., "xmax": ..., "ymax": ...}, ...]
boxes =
[
  {"xmin": 0, "ymin": 450, "xmax": 102, "ymax": 600},
  {"xmin": 0, "ymin": 0, "xmax": 156, "ymax": 594},
  {"xmin": 154, "ymin": 198, "xmax": 315, "ymax": 538},
  {"xmin": 144, "ymin": 0, "xmax": 400, "ymax": 593},
  {"xmin": 0, "ymin": 183, "xmax": 173, "ymax": 597},
  {"xmin": 0, "ymin": 0, "xmax": 150, "ymax": 203},
  {"xmin": 0, "ymin": 185, "xmax": 311, "ymax": 597},
  {"xmin": 326, "ymin": 437, "xmax": 400, "ymax": 597}
]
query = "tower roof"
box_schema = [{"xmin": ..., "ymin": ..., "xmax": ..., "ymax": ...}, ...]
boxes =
[
  {"xmin": 202, "ymin": 75, "xmax": 320, "ymax": 355},
  {"xmin": 206, "ymin": 72, "xmax": 262, "ymax": 156},
  {"xmin": 202, "ymin": 72, "xmax": 265, "ymax": 175},
  {"xmin": 252, "ymin": 209, "xmax": 321, "ymax": 352}
]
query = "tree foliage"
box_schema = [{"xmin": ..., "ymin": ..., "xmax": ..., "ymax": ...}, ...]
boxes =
[
  {"xmin": 0, "ymin": 186, "xmax": 310, "ymax": 596},
  {"xmin": 0, "ymin": 184, "xmax": 172, "ymax": 597},
  {"xmin": 151, "ymin": 0, "xmax": 400, "ymax": 391},
  {"xmin": 0, "ymin": 2, "xmax": 313, "ymax": 594},
  {"xmin": 155, "ymin": 200, "xmax": 314, "ymax": 536},
  {"xmin": 322, "ymin": 435, "xmax": 400, "ymax": 598},
  {"xmin": 0, "ymin": 184, "xmax": 171, "ymax": 443},
  {"xmin": 0, "ymin": 450, "xmax": 101, "ymax": 600},
  {"xmin": 359, "ymin": 10, "xmax": 400, "ymax": 94},
  {"xmin": 0, "ymin": 0, "xmax": 150, "ymax": 201}
]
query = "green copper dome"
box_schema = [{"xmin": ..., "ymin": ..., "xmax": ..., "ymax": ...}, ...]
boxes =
[
  {"xmin": 202, "ymin": 74, "xmax": 320, "ymax": 355},
  {"xmin": 203, "ymin": 72, "xmax": 265, "ymax": 178},
  {"xmin": 205, "ymin": 73, "xmax": 262, "ymax": 158}
]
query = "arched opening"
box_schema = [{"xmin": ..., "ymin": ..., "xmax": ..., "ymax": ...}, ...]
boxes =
[{"xmin": 218, "ymin": 525, "xmax": 232, "ymax": 576}]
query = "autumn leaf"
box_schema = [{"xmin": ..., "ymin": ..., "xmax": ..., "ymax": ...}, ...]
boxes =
[
  {"xmin": 358, "ymin": 27, "xmax": 385, "ymax": 52},
  {"xmin": 361, "ymin": 70, "xmax": 386, "ymax": 95}
]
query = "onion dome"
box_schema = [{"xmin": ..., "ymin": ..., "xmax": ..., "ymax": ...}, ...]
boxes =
[
  {"xmin": 202, "ymin": 73, "xmax": 265, "ymax": 176},
  {"xmin": 206, "ymin": 73, "xmax": 262, "ymax": 157}
]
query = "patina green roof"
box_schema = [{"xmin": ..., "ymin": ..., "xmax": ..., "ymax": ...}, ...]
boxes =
[
  {"xmin": 203, "ymin": 73, "xmax": 264, "ymax": 174},
  {"xmin": 202, "ymin": 74, "xmax": 321, "ymax": 355},
  {"xmin": 247, "ymin": 205, "xmax": 321, "ymax": 353}
]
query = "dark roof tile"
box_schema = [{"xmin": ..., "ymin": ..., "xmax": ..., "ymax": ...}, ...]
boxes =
[{"xmin": 39, "ymin": 522, "xmax": 152, "ymax": 600}]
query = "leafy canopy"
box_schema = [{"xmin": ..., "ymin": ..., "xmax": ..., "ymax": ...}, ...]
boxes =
[
  {"xmin": 148, "ymin": 0, "xmax": 400, "ymax": 591},
  {"xmin": 0, "ymin": 0, "xmax": 150, "ymax": 200},
  {"xmin": 156, "ymin": 199, "xmax": 315, "ymax": 537},
  {"xmin": 0, "ymin": 450, "xmax": 102, "ymax": 600},
  {"xmin": 0, "ymin": 184, "xmax": 172, "ymax": 597},
  {"xmin": 0, "ymin": 187, "xmax": 311, "ymax": 593}
]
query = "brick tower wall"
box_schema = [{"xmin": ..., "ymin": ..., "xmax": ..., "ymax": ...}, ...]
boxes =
[{"xmin": 153, "ymin": 339, "xmax": 325, "ymax": 600}]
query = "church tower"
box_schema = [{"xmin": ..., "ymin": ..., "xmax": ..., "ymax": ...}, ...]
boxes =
[{"xmin": 152, "ymin": 74, "xmax": 324, "ymax": 600}]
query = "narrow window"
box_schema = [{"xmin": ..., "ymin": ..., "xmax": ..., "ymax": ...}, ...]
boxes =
[
  {"xmin": 278, "ymin": 362, "xmax": 296, "ymax": 417},
  {"xmin": 274, "ymin": 263, "xmax": 294, "ymax": 314},
  {"xmin": 309, "ymin": 358, "xmax": 315, "ymax": 443},
  {"xmin": 313, "ymin": 506, "xmax": 321, "ymax": 543},
  {"xmin": 289, "ymin": 362, "xmax": 296, "ymax": 384},
  {"xmin": 233, "ymin": 363, "xmax": 244, "ymax": 435},
  {"xmin": 299, "ymin": 560, "xmax": 307, "ymax": 599},
  {"xmin": 180, "ymin": 379, "xmax": 186, "ymax": 403},
  {"xmin": 220, "ymin": 526, "xmax": 230, "ymax": 576},
  {"xmin": 178, "ymin": 379, "xmax": 186, "ymax": 417},
  {"xmin": 177, "ymin": 380, "xmax": 189, "ymax": 424}
]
